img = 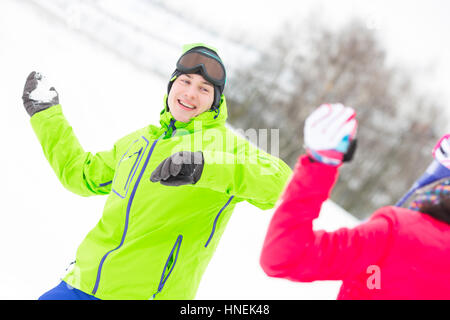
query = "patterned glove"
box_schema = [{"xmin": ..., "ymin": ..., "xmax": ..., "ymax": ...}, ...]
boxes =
[
  {"xmin": 22, "ymin": 71, "xmax": 59, "ymax": 117},
  {"xmin": 150, "ymin": 151, "xmax": 204, "ymax": 186},
  {"xmin": 304, "ymin": 103, "xmax": 358, "ymax": 166}
]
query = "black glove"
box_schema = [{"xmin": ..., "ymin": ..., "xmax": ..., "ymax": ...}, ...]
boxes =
[
  {"xmin": 150, "ymin": 151, "xmax": 204, "ymax": 186},
  {"xmin": 342, "ymin": 139, "xmax": 358, "ymax": 162},
  {"xmin": 22, "ymin": 71, "xmax": 59, "ymax": 117}
]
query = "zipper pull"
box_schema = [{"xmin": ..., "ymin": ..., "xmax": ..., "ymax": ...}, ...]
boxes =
[{"xmin": 169, "ymin": 119, "xmax": 177, "ymax": 137}]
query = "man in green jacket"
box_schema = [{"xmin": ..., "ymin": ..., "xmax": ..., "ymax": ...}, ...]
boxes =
[{"xmin": 24, "ymin": 43, "xmax": 292, "ymax": 300}]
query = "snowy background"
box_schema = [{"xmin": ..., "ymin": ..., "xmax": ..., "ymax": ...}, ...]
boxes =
[{"xmin": 0, "ymin": 0, "xmax": 448, "ymax": 299}]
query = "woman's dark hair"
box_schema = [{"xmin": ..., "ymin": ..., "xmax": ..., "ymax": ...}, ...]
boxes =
[{"xmin": 418, "ymin": 195, "xmax": 450, "ymax": 225}]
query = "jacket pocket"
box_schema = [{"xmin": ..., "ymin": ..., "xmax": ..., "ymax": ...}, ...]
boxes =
[
  {"xmin": 204, "ymin": 196, "xmax": 234, "ymax": 248},
  {"xmin": 152, "ymin": 235, "xmax": 183, "ymax": 299},
  {"xmin": 112, "ymin": 138, "xmax": 147, "ymax": 199}
]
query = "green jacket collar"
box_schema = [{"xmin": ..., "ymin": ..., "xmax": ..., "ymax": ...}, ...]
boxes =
[{"xmin": 159, "ymin": 94, "xmax": 228, "ymax": 135}]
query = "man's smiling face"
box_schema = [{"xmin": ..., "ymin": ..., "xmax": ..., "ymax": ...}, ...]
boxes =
[{"xmin": 167, "ymin": 73, "xmax": 215, "ymax": 123}]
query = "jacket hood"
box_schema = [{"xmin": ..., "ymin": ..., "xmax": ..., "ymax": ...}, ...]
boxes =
[{"xmin": 396, "ymin": 159, "xmax": 450, "ymax": 207}]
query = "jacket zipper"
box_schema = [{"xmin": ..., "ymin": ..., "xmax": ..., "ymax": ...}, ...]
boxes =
[
  {"xmin": 112, "ymin": 139, "xmax": 142, "ymax": 199},
  {"xmin": 152, "ymin": 235, "xmax": 183, "ymax": 299},
  {"xmin": 92, "ymin": 136, "xmax": 157, "ymax": 295},
  {"xmin": 97, "ymin": 147, "xmax": 142, "ymax": 191},
  {"xmin": 149, "ymin": 121, "xmax": 181, "ymax": 299},
  {"xmin": 204, "ymin": 196, "xmax": 234, "ymax": 248},
  {"xmin": 123, "ymin": 148, "xmax": 143, "ymax": 191},
  {"xmin": 168, "ymin": 119, "xmax": 176, "ymax": 137}
]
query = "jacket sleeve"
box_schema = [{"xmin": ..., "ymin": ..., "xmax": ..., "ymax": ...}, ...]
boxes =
[
  {"xmin": 30, "ymin": 104, "xmax": 116, "ymax": 197},
  {"xmin": 259, "ymin": 155, "xmax": 394, "ymax": 281},
  {"xmin": 194, "ymin": 137, "xmax": 292, "ymax": 210}
]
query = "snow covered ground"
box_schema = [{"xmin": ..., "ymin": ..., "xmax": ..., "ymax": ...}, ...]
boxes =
[{"xmin": 0, "ymin": 0, "xmax": 371, "ymax": 300}]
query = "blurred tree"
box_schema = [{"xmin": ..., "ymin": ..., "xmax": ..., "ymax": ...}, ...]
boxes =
[{"xmin": 226, "ymin": 18, "xmax": 444, "ymax": 218}]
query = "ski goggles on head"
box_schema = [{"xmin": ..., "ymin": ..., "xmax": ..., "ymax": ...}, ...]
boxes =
[{"xmin": 176, "ymin": 48, "xmax": 226, "ymax": 87}]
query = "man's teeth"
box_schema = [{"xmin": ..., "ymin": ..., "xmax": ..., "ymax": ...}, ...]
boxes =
[{"xmin": 179, "ymin": 100, "xmax": 195, "ymax": 109}]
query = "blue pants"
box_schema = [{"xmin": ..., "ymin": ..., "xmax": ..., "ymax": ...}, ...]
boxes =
[{"xmin": 39, "ymin": 281, "xmax": 100, "ymax": 300}]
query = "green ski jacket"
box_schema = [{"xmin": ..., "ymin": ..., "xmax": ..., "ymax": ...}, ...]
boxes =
[{"xmin": 30, "ymin": 95, "xmax": 292, "ymax": 299}]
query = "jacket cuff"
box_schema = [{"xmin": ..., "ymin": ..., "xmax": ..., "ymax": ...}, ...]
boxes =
[
  {"xmin": 29, "ymin": 104, "xmax": 62, "ymax": 123},
  {"xmin": 289, "ymin": 155, "xmax": 340, "ymax": 197}
]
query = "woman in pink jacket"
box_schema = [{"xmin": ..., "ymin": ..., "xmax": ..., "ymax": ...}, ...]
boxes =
[{"xmin": 260, "ymin": 103, "xmax": 450, "ymax": 299}]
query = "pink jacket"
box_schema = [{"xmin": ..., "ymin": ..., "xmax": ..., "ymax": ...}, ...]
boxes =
[{"xmin": 260, "ymin": 155, "xmax": 450, "ymax": 299}]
